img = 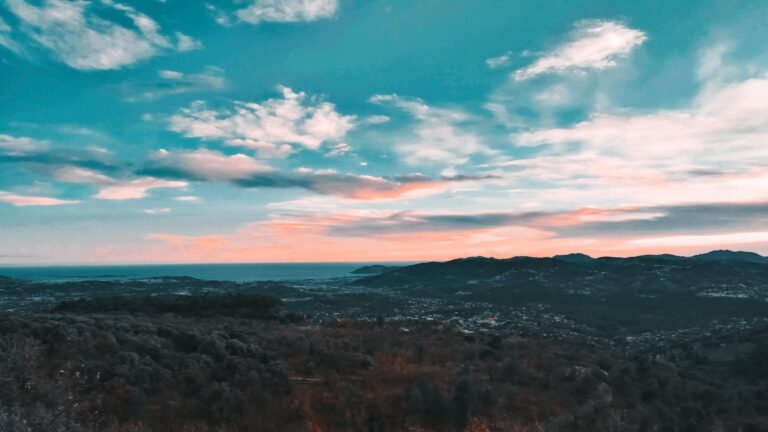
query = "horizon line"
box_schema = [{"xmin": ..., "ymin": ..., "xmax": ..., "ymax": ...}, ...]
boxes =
[{"xmin": 0, "ymin": 248, "xmax": 762, "ymax": 268}]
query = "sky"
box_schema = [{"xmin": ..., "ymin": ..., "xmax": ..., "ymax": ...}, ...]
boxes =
[{"xmin": 2, "ymin": 0, "xmax": 768, "ymax": 264}]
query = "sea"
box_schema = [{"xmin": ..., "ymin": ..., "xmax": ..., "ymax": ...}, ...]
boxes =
[{"xmin": 0, "ymin": 262, "xmax": 415, "ymax": 282}]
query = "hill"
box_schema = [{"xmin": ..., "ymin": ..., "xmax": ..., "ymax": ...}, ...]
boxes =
[
  {"xmin": 693, "ymin": 249, "xmax": 768, "ymax": 263},
  {"xmin": 350, "ymin": 264, "xmax": 403, "ymax": 275},
  {"xmin": 354, "ymin": 251, "xmax": 768, "ymax": 300}
]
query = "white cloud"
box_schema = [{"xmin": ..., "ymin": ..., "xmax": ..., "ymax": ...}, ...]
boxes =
[
  {"xmin": 174, "ymin": 31, "xmax": 202, "ymax": 52},
  {"xmin": 362, "ymin": 115, "xmax": 391, "ymax": 125},
  {"xmin": 168, "ymin": 86, "xmax": 355, "ymax": 158},
  {"xmin": 0, "ymin": 16, "xmax": 22, "ymax": 53},
  {"xmin": 486, "ymin": 51, "xmax": 512, "ymax": 69},
  {"xmin": 148, "ymin": 148, "xmax": 272, "ymax": 181},
  {"xmin": 127, "ymin": 66, "xmax": 226, "ymax": 101},
  {"xmin": 235, "ymin": 0, "xmax": 339, "ymax": 25},
  {"xmin": 0, "ymin": 191, "xmax": 78, "ymax": 206},
  {"xmin": 95, "ymin": 178, "xmax": 187, "ymax": 200},
  {"xmin": 517, "ymin": 76, "xmax": 768, "ymax": 167},
  {"xmin": 514, "ymin": 20, "xmax": 646, "ymax": 80},
  {"xmin": 0, "ymin": 134, "xmax": 48, "ymax": 155},
  {"xmin": 494, "ymin": 60, "xmax": 768, "ymax": 211},
  {"xmin": 370, "ymin": 94, "xmax": 494, "ymax": 167},
  {"xmin": 629, "ymin": 231, "xmax": 768, "ymax": 248},
  {"xmin": 174, "ymin": 195, "xmax": 200, "ymax": 202},
  {"xmin": 159, "ymin": 69, "xmax": 183, "ymax": 79},
  {"xmin": 144, "ymin": 207, "xmax": 171, "ymax": 215},
  {"xmin": 325, "ymin": 142, "xmax": 351, "ymax": 157},
  {"xmin": 5, "ymin": 0, "xmax": 199, "ymax": 70},
  {"xmin": 52, "ymin": 166, "xmax": 187, "ymax": 200}
]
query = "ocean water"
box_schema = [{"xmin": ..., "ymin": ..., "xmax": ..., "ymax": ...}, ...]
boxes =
[{"xmin": 0, "ymin": 262, "xmax": 414, "ymax": 282}]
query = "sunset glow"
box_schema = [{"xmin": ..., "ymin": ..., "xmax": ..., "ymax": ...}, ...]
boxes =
[{"xmin": 1, "ymin": 0, "xmax": 767, "ymax": 264}]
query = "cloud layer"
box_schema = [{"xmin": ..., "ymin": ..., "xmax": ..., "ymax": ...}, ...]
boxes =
[
  {"xmin": 3, "ymin": 0, "xmax": 200, "ymax": 70},
  {"xmin": 6, "ymin": 6, "xmax": 768, "ymax": 263},
  {"xmin": 141, "ymin": 148, "xmax": 495, "ymax": 200}
]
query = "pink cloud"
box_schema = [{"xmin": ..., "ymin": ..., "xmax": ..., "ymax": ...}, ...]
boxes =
[
  {"xmin": 53, "ymin": 166, "xmax": 187, "ymax": 200},
  {"xmin": 0, "ymin": 191, "xmax": 78, "ymax": 206}
]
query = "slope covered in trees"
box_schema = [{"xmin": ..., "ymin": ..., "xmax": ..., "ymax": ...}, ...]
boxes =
[{"xmin": 0, "ymin": 293, "xmax": 767, "ymax": 431}]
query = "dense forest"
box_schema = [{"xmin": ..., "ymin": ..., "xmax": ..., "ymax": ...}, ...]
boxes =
[{"xmin": 1, "ymin": 293, "xmax": 767, "ymax": 432}]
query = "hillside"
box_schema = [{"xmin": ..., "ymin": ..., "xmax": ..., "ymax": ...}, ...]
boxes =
[
  {"xmin": 354, "ymin": 251, "xmax": 768, "ymax": 300},
  {"xmin": 1, "ymin": 294, "xmax": 767, "ymax": 431}
]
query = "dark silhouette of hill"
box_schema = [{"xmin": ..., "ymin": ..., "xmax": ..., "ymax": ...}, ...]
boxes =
[
  {"xmin": 693, "ymin": 249, "xmax": 768, "ymax": 263},
  {"xmin": 352, "ymin": 251, "xmax": 768, "ymax": 334},
  {"xmin": 350, "ymin": 264, "xmax": 402, "ymax": 275},
  {"xmin": 554, "ymin": 253, "xmax": 594, "ymax": 263},
  {"xmin": 355, "ymin": 251, "xmax": 768, "ymax": 299}
]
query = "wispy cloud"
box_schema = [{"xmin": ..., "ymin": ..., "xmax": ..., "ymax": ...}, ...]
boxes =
[
  {"xmin": 0, "ymin": 134, "xmax": 116, "ymax": 172},
  {"xmin": 628, "ymin": 232, "xmax": 768, "ymax": 248},
  {"xmin": 515, "ymin": 76, "xmax": 768, "ymax": 189},
  {"xmin": 234, "ymin": 0, "xmax": 339, "ymax": 25},
  {"xmin": 134, "ymin": 200, "xmax": 768, "ymax": 263},
  {"xmin": 145, "ymin": 148, "xmax": 272, "ymax": 181},
  {"xmin": 124, "ymin": 67, "xmax": 226, "ymax": 101},
  {"xmin": 52, "ymin": 166, "xmax": 187, "ymax": 200},
  {"xmin": 0, "ymin": 16, "xmax": 22, "ymax": 53},
  {"xmin": 0, "ymin": 190, "xmax": 78, "ymax": 206},
  {"xmin": 173, "ymin": 195, "xmax": 200, "ymax": 202},
  {"xmin": 0, "ymin": 134, "xmax": 47, "ymax": 155},
  {"xmin": 324, "ymin": 142, "xmax": 351, "ymax": 157},
  {"xmin": 139, "ymin": 218, "xmax": 550, "ymax": 264},
  {"xmin": 174, "ymin": 31, "xmax": 202, "ymax": 52},
  {"xmin": 168, "ymin": 86, "xmax": 355, "ymax": 158},
  {"xmin": 249, "ymin": 201, "xmax": 768, "ymax": 249},
  {"xmin": 1, "ymin": 134, "xmax": 495, "ymax": 202},
  {"xmin": 4, "ymin": 0, "xmax": 201, "ymax": 70},
  {"xmin": 486, "ymin": 51, "xmax": 513, "ymax": 69},
  {"xmin": 140, "ymin": 147, "xmax": 495, "ymax": 200},
  {"xmin": 143, "ymin": 207, "xmax": 171, "ymax": 215},
  {"xmin": 370, "ymin": 94, "xmax": 495, "ymax": 167},
  {"xmin": 551, "ymin": 202, "xmax": 768, "ymax": 239},
  {"xmin": 325, "ymin": 210, "xmax": 548, "ymax": 237},
  {"xmin": 514, "ymin": 20, "xmax": 646, "ymax": 80}
]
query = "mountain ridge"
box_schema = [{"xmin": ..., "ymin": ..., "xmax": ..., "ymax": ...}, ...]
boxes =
[{"xmin": 354, "ymin": 249, "xmax": 768, "ymax": 299}]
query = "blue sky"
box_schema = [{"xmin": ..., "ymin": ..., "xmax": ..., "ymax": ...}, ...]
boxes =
[{"xmin": 2, "ymin": 0, "xmax": 768, "ymax": 264}]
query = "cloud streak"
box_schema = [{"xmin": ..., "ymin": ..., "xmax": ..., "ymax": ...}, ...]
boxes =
[
  {"xmin": 0, "ymin": 191, "xmax": 78, "ymax": 206},
  {"xmin": 4, "ymin": 0, "xmax": 200, "ymax": 70},
  {"xmin": 514, "ymin": 20, "xmax": 646, "ymax": 80},
  {"xmin": 141, "ymin": 148, "xmax": 495, "ymax": 200},
  {"xmin": 136, "ymin": 200, "xmax": 768, "ymax": 264},
  {"xmin": 52, "ymin": 166, "xmax": 187, "ymax": 200},
  {"xmin": 261, "ymin": 201, "xmax": 768, "ymax": 243},
  {"xmin": 124, "ymin": 67, "xmax": 226, "ymax": 101},
  {"xmin": 486, "ymin": 51, "xmax": 513, "ymax": 69},
  {"xmin": 145, "ymin": 148, "xmax": 272, "ymax": 181}
]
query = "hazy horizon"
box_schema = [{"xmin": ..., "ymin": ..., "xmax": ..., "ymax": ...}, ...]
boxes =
[{"xmin": 0, "ymin": 248, "xmax": 764, "ymax": 268}]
